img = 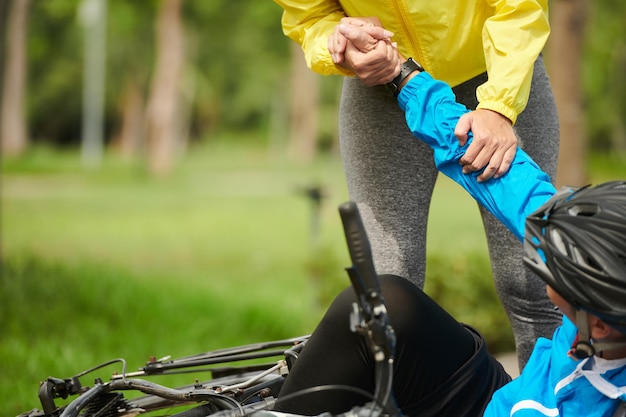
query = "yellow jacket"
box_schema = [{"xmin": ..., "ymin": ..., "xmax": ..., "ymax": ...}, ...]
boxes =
[{"xmin": 274, "ymin": 0, "xmax": 550, "ymax": 124}]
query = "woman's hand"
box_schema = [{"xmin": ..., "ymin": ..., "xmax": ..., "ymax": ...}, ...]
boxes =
[
  {"xmin": 328, "ymin": 17, "xmax": 391, "ymax": 64},
  {"xmin": 328, "ymin": 17, "xmax": 399, "ymax": 86},
  {"xmin": 455, "ymin": 109, "xmax": 518, "ymax": 182}
]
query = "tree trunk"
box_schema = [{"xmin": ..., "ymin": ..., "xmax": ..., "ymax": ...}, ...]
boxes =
[
  {"xmin": 1, "ymin": 0, "xmax": 30, "ymax": 157},
  {"xmin": 548, "ymin": 0, "xmax": 588, "ymax": 187},
  {"xmin": 79, "ymin": 0, "xmax": 107, "ymax": 168},
  {"xmin": 144, "ymin": 0, "xmax": 185, "ymax": 177},
  {"xmin": 287, "ymin": 42, "xmax": 320, "ymax": 163},
  {"xmin": 111, "ymin": 79, "xmax": 144, "ymax": 159}
]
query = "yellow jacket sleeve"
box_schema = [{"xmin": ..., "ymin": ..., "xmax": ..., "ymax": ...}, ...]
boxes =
[
  {"xmin": 274, "ymin": 0, "xmax": 354, "ymax": 76},
  {"xmin": 477, "ymin": 0, "xmax": 550, "ymax": 124}
]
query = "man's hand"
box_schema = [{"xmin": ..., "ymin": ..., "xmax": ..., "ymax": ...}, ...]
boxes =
[{"xmin": 455, "ymin": 109, "xmax": 518, "ymax": 182}]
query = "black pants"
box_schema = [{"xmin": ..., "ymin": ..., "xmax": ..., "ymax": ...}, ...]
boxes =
[{"xmin": 274, "ymin": 275, "xmax": 511, "ymax": 417}]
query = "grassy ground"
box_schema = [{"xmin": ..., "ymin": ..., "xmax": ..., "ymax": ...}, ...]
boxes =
[{"xmin": 3, "ymin": 142, "xmax": 624, "ymax": 414}]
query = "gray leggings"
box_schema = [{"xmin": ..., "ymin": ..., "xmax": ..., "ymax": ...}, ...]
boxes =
[{"xmin": 338, "ymin": 56, "xmax": 561, "ymax": 370}]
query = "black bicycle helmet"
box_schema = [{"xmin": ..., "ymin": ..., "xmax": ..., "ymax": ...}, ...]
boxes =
[{"xmin": 523, "ymin": 180, "xmax": 626, "ymax": 334}]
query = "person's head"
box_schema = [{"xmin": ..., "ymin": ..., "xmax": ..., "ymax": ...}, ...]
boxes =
[{"xmin": 523, "ymin": 180, "xmax": 626, "ymax": 359}]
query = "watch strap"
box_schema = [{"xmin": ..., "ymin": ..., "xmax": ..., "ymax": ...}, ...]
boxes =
[{"xmin": 388, "ymin": 58, "xmax": 424, "ymax": 96}]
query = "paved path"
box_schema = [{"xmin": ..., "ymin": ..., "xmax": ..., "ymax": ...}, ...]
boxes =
[{"xmin": 495, "ymin": 352, "xmax": 520, "ymax": 378}]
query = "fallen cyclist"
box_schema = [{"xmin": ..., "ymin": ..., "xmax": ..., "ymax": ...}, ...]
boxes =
[{"xmin": 273, "ymin": 53, "xmax": 626, "ymax": 417}]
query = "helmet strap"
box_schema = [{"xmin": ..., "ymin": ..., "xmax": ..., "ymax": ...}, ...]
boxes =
[
  {"xmin": 569, "ymin": 311, "xmax": 595, "ymax": 360},
  {"xmin": 569, "ymin": 310, "xmax": 626, "ymax": 360}
]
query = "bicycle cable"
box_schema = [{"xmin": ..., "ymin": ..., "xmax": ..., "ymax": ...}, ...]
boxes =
[
  {"xmin": 274, "ymin": 384, "xmax": 374, "ymax": 406},
  {"xmin": 71, "ymin": 358, "xmax": 128, "ymax": 380}
]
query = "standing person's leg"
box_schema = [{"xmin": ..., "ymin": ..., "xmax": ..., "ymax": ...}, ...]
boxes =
[
  {"xmin": 454, "ymin": 56, "xmax": 562, "ymax": 370},
  {"xmin": 485, "ymin": 56, "xmax": 562, "ymax": 369},
  {"xmin": 339, "ymin": 77, "xmax": 439, "ymax": 288}
]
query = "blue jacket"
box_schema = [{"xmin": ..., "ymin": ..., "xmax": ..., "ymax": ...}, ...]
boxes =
[
  {"xmin": 485, "ymin": 317, "xmax": 626, "ymax": 416},
  {"xmin": 397, "ymin": 72, "xmax": 556, "ymax": 242},
  {"xmin": 397, "ymin": 72, "xmax": 626, "ymax": 416}
]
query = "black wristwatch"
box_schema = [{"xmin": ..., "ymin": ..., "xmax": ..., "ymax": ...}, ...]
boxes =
[{"xmin": 387, "ymin": 58, "xmax": 424, "ymax": 97}]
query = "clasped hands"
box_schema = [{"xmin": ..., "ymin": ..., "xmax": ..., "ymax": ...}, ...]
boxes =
[{"xmin": 328, "ymin": 17, "xmax": 519, "ymax": 182}]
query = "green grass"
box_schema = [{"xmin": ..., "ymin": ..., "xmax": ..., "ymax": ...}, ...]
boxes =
[
  {"xmin": 1, "ymin": 142, "xmax": 352, "ymax": 414},
  {"xmin": 588, "ymin": 151, "xmax": 626, "ymax": 182},
  {"xmin": 3, "ymin": 141, "xmax": 624, "ymax": 415}
]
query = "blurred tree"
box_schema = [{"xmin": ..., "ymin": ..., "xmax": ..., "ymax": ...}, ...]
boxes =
[
  {"xmin": 583, "ymin": 0, "xmax": 626, "ymax": 155},
  {"xmin": 183, "ymin": 2, "xmax": 291, "ymax": 137},
  {"xmin": 0, "ymin": 1, "xmax": 7, "ymax": 70},
  {"xmin": 112, "ymin": 77, "xmax": 145, "ymax": 159},
  {"xmin": 548, "ymin": 0, "xmax": 588, "ymax": 187},
  {"xmin": 107, "ymin": 1, "xmax": 155, "ymax": 159},
  {"xmin": 144, "ymin": 0, "xmax": 185, "ymax": 176},
  {"xmin": 27, "ymin": 1, "xmax": 84, "ymax": 146},
  {"xmin": 1, "ymin": 0, "xmax": 30, "ymax": 157},
  {"xmin": 287, "ymin": 42, "xmax": 320, "ymax": 163},
  {"xmin": 79, "ymin": 0, "xmax": 107, "ymax": 168},
  {"xmin": 16, "ymin": 0, "xmax": 622, "ymax": 165}
]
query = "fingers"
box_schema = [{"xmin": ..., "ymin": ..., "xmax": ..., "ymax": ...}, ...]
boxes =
[
  {"xmin": 454, "ymin": 113, "xmax": 472, "ymax": 146},
  {"xmin": 328, "ymin": 17, "xmax": 394, "ymax": 64},
  {"xmin": 342, "ymin": 24, "xmax": 394, "ymax": 42},
  {"xmin": 338, "ymin": 16, "xmax": 391, "ymax": 39},
  {"xmin": 457, "ymin": 110, "xmax": 518, "ymax": 182},
  {"xmin": 339, "ymin": 16, "xmax": 383, "ymax": 28},
  {"xmin": 338, "ymin": 23, "xmax": 393, "ymax": 53},
  {"xmin": 327, "ymin": 17, "xmax": 398, "ymax": 85},
  {"xmin": 339, "ymin": 24, "xmax": 378, "ymax": 53},
  {"xmin": 344, "ymin": 38, "xmax": 399, "ymax": 86},
  {"xmin": 468, "ymin": 147, "xmax": 516, "ymax": 182},
  {"xmin": 328, "ymin": 25, "xmax": 349, "ymax": 64},
  {"xmin": 459, "ymin": 136, "xmax": 518, "ymax": 182}
]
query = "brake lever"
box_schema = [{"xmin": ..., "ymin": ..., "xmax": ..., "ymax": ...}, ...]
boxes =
[{"xmin": 38, "ymin": 376, "xmax": 83, "ymax": 415}]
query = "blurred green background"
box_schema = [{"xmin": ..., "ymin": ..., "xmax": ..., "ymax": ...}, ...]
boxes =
[{"xmin": 2, "ymin": 0, "xmax": 626, "ymax": 415}]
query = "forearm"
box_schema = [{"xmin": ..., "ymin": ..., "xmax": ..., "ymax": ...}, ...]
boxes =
[{"xmin": 397, "ymin": 72, "xmax": 556, "ymax": 240}]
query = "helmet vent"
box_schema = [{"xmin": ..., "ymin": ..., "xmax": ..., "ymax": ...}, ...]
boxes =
[
  {"xmin": 567, "ymin": 203, "xmax": 599, "ymax": 217},
  {"xmin": 524, "ymin": 181, "xmax": 626, "ymax": 334}
]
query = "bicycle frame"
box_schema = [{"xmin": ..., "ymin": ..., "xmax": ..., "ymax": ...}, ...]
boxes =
[{"xmin": 18, "ymin": 202, "xmax": 403, "ymax": 417}]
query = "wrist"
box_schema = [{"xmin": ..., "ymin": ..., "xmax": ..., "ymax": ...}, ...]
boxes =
[
  {"xmin": 397, "ymin": 70, "xmax": 420, "ymax": 92},
  {"xmin": 387, "ymin": 58, "xmax": 424, "ymax": 97}
]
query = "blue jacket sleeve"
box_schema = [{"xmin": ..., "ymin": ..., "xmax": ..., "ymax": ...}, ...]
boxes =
[{"xmin": 397, "ymin": 72, "xmax": 556, "ymax": 241}]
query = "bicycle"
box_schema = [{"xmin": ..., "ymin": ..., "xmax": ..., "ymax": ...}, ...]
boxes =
[{"xmin": 17, "ymin": 201, "xmax": 403, "ymax": 417}]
